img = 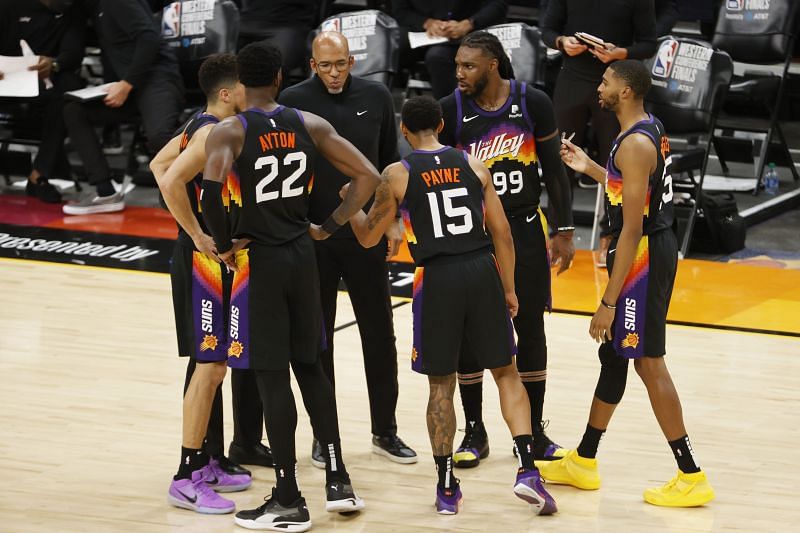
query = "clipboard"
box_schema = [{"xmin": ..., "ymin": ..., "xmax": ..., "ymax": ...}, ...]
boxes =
[{"xmin": 574, "ymin": 32, "xmax": 608, "ymax": 50}]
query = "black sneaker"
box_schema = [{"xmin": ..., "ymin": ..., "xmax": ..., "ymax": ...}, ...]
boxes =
[
  {"xmin": 453, "ymin": 421, "xmax": 489, "ymax": 469},
  {"xmin": 371, "ymin": 434, "xmax": 418, "ymax": 464},
  {"xmin": 213, "ymin": 454, "xmax": 251, "ymax": 477},
  {"xmin": 310, "ymin": 438, "xmax": 325, "ymax": 470},
  {"xmin": 102, "ymin": 125, "xmax": 123, "ymax": 155},
  {"xmin": 25, "ymin": 178, "xmax": 62, "ymax": 203},
  {"xmin": 533, "ymin": 420, "xmax": 567, "ymax": 461},
  {"xmin": 228, "ymin": 441, "xmax": 274, "ymax": 468},
  {"xmin": 234, "ymin": 489, "xmax": 311, "ymax": 531},
  {"xmin": 325, "ymin": 479, "xmax": 365, "ymax": 513}
]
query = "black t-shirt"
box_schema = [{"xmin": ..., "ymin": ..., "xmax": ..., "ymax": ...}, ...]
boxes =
[
  {"xmin": 605, "ymin": 114, "xmax": 674, "ymax": 238},
  {"xmin": 440, "ymin": 80, "xmax": 558, "ymax": 217},
  {"xmin": 400, "ymin": 146, "xmax": 490, "ymax": 265},
  {"xmin": 232, "ymin": 106, "xmax": 317, "ymax": 246},
  {"xmin": 278, "ymin": 75, "xmax": 399, "ymax": 239}
]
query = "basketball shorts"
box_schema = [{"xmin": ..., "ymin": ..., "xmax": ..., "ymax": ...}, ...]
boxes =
[
  {"xmin": 606, "ymin": 228, "xmax": 678, "ymax": 358},
  {"xmin": 411, "ymin": 249, "xmax": 516, "ymax": 376},
  {"xmin": 226, "ymin": 234, "xmax": 324, "ymax": 371},
  {"xmin": 170, "ymin": 243, "xmax": 232, "ymax": 362}
]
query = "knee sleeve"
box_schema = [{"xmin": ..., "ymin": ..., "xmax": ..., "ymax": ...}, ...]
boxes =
[{"xmin": 594, "ymin": 342, "xmax": 629, "ymax": 404}]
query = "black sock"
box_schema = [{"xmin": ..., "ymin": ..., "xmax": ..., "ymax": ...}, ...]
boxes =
[
  {"xmin": 523, "ymin": 381, "xmax": 546, "ymax": 429},
  {"xmin": 513, "ymin": 435, "xmax": 535, "ymax": 471},
  {"xmin": 577, "ymin": 424, "xmax": 605, "ymax": 459},
  {"xmin": 669, "ymin": 435, "xmax": 700, "ymax": 473},
  {"xmin": 275, "ymin": 463, "xmax": 300, "ymax": 505},
  {"xmin": 434, "ymin": 454, "xmax": 457, "ymax": 490},
  {"xmin": 175, "ymin": 447, "xmax": 208, "ymax": 480},
  {"xmin": 321, "ymin": 439, "xmax": 350, "ymax": 484},
  {"xmin": 459, "ymin": 380, "xmax": 483, "ymax": 427},
  {"xmin": 96, "ymin": 180, "xmax": 115, "ymax": 197}
]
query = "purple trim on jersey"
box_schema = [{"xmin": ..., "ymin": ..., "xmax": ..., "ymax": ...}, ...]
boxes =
[
  {"xmin": 246, "ymin": 105, "xmax": 285, "ymax": 118},
  {"xmin": 519, "ymin": 82, "xmax": 535, "ymax": 132},
  {"xmin": 455, "ymin": 89, "xmax": 464, "ymax": 140},
  {"xmin": 196, "ymin": 112, "xmax": 220, "ymax": 125},
  {"xmin": 293, "ymin": 107, "xmax": 305, "ymax": 124},
  {"xmin": 411, "ymin": 267, "xmax": 425, "ymax": 374},
  {"xmin": 608, "ymin": 114, "xmax": 657, "ymax": 176},
  {"xmin": 413, "ymin": 146, "xmax": 450, "ymax": 154},
  {"xmin": 467, "ymin": 79, "xmax": 516, "ymax": 117},
  {"xmin": 235, "ymin": 114, "xmax": 248, "ymax": 130},
  {"xmin": 400, "ymin": 159, "xmax": 410, "ymax": 171},
  {"xmin": 462, "ymin": 150, "xmax": 469, "ymax": 162}
]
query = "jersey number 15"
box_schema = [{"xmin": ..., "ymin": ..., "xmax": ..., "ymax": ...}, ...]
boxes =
[{"xmin": 427, "ymin": 188, "xmax": 474, "ymax": 238}]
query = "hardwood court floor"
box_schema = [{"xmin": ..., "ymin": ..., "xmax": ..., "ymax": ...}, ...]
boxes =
[{"xmin": 1, "ymin": 257, "xmax": 799, "ymax": 532}]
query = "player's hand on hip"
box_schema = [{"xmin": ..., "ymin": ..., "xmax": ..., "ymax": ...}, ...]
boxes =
[
  {"xmin": 550, "ymin": 232, "xmax": 575, "ymax": 275},
  {"xmin": 589, "ymin": 305, "xmax": 614, "ymax": 343},
  {"xmin": 505, "ymin": 291, "xmax": 519, "ymax": 319},
  {"xmin": 562, "ymin": 37, "xmax": 588, "ymax": 57},
  {"xmin": 384, "ymin": 218, "xmax": 404, "ymax": 261},
  {"xmin": 193, "ymin": 233, "xmax": 219, "ymax": 262},
  {"xmin": 104, "ymin": 80, "xmax": 133, "ymax": 108},
  {"xmin": 560, "ymin": 137, "xmax": 590, "ymax": 174},
  {"xmin": 308, "ymin": 223, "xmax": 330, "ymax": 241}
]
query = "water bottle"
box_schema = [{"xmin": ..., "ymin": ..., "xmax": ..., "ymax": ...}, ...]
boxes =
[{"xmin": 763, "ymin": 163, "xmax": 779, "ymax": 196}]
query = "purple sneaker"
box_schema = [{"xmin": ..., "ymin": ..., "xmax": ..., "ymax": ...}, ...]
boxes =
[
  {"xmin": 513, "ymin": 469, "xmax": 557, "ymax": 515},
  {"xmin": 168, "ymin": 468, "xmax": 236, "ymax": 514},
  {"xmin": 435, "ymin": 485, "xmax": 463, "ymax": 515},
  {"xmin": 206, "ymin": 458, "xmax": 252, "ymax": 492}
]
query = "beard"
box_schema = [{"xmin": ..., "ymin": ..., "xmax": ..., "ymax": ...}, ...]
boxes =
[
  {"xmin": 469, "ymin": 73, "xmax": 490, "ymax": 98},
  {"xmin": 599, "ymin": 92, "xmax": 619, "ymax": 112}
]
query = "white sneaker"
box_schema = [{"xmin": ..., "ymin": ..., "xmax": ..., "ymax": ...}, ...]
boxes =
[{"xmin": 63, "ymin": 191, "xmax": 125, "ymax": 215}]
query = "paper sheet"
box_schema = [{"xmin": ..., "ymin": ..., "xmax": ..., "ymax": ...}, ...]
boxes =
[
  {"xmin": 408, "ymin": 32, "xmax": 449, "ymax": 49},
  {"xmin": 0, "ymin": 55, "xmax": 39, "ymax": 98},
  {"xmin": 65, "ymin": 83, "xmax": 114, "ymax": 102}
]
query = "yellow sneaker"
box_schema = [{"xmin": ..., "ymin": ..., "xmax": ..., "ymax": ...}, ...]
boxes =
[
  {"xmin": 643, "ymin": 470, "xmax": 715, "ymax": 507},
  {"xmin": 537, "ymin": 449, "xmax": 600, "ymax": 490}
]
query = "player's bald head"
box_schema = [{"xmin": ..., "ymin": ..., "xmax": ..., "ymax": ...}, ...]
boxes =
[{"xmin": 312, "ymin": 31, "xmax": 350, "ymax": 57}]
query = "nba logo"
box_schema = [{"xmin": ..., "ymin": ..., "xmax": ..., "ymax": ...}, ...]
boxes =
[
  {"xmin": 321, "ymin": 18, "xmax": 340, "ymax": 32},
  {"xmin": 162, "ymin": 2, "xmax": 181, "ymax": 38},
  {"xmin": 726, "ymin": 0, "xmax": 744, "ymax": 11},
  {"xmin": 652, "ymin": 39, "xmax": 678, "ymax": 78}
]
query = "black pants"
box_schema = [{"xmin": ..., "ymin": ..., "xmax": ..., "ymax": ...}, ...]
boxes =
[
  {"xmin": 553, "ymin": 69, "xmax": 620, "ymax": 236},
  {"xmin": 315, "ymin": 237, "xmax": 399, "ymax": 437},
  {"xmin": 62, "ymin": 74, "xmax": 183, "ymax": 186},
  {"xmin": 399, "ymin": 30, "xmax": 459, "ymax": 99},
  {"xmin": 183, "ymin": 360, "xmax": 265, "ymax": 456},
  {"xmin": 0, "ymin": 72, "xmax": 83, "ymax": 179}
]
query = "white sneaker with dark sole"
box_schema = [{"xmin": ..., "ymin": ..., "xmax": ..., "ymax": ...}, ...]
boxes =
[{"xmin": 63, "ymin": 192, "xmax": 125, "ymax": 215}]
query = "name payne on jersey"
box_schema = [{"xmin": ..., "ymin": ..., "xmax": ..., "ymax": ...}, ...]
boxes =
[
  {"xmin": 468, "ymin": 132, "xmax": 525, "ymax": 162},
  {"xmin": 421, "ymin": 167, "xmax": 462, "ymax": 188}
]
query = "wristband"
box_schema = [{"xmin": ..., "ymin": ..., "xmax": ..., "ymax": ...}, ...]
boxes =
[
  {"xmin": 600, "ymin": 299, "xmax": 616, "ymax": 310},
  {"xmin": 321, "ymin": 216, "xmax": 342, "ymax": 235},
  {"xmin": 557, "ymin": 226, "xmax": 576, "ymax": 232}
]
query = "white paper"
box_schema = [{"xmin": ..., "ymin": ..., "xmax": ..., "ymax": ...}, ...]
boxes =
[
  {"xmin": 0, "ymin": 55, "xmax": 39, "ymax": 97},
  {"xmin": 408, "ymin": 32, "xmax": 449, "ymax": 49},
  {"xmin": 65, "ymin": 82, "xmax": 114, "ymax": 102}
]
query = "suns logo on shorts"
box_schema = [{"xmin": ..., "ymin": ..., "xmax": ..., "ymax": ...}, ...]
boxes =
[
  {"xmin": 620, "ymin": 333, "xmax": 640, "ymax": 350},
  {"xmin": 199, "ymin": 334, "xmax": 218, "ymax": 352},
  {"xmin": 228, "ymin": 341, "xmax": 245, "ymax": 358},
  {"xmin": 411, "ymin": 347, "xmax": 418, "ymax": 362}
]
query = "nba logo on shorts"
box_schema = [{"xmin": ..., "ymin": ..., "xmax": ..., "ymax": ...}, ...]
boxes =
[
  {"xmin": 652, "ymin": 39, "xmax": 678, "ymax": 78},
  {"xmin": 162, "ymin": 2, "xmax": 181, "ymax": 38},
  {"xmin": 726, "ymin": 0, "xmax": 744, "ymax": 11},
  {"xmin": 321, "ymin": 18, "xmax": 341, "ymax": 32}
]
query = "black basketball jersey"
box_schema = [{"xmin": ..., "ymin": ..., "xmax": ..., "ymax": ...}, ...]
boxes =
[
  {"xmin": 175, "ymin": 111, "xmax": 219, "ymax": 248},
  {"xmin": 451, "ymin": 80, "xmax": 542, "ymax": 216},
  {"xmin": 399, "ymin": 146, "xmax": 491, "ymax": 265},
  {"xmin": 605, "ymin": 114, "xmax": 674, "ymax": 237},
  {"xmin": 231, "ymin": 106, "xmax": 317, "ymax": 246}
]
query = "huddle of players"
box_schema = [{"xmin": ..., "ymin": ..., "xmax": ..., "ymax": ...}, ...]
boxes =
[{"xmin": 154, "ymin": 30, "xmax": 715, "ymax": 532}]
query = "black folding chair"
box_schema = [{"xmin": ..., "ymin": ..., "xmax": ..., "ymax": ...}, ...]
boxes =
[
  {"xmin": 644, "ymin": 36, "xmax": 734, "ymax": 257},
  {"xmin": 485, "ymin": 22, "xmax": 547, "ymax": 88},
  {"xmin": 710, "ymin": 0, "xmax": 799, "ymax": 193}
]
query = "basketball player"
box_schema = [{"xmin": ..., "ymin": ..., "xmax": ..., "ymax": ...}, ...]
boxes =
[
  {"xmin": 200, "ymin": 42, "xmax": 379, "ymax": 531},
  {"xmin": 346, "ymin": 96, "xmax": 557, "ymax": 516},
  {"xmin": 539, "ymin": 60, "xmax": 715, "ymax": 507},
  {"xmin": 150, "ymin": 54, "xmax": 251, "ymax": 515},
  {"xmin": 439, "ymin": 31, "xmax": 575, "ymax": 467}
]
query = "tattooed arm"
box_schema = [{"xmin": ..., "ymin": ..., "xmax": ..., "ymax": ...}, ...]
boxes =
[
  {"xmin": 426, "ymin": 374, "xmax": 457, "ymax": 456},
  {"xmin": 347, "ymin": 161, "xmax": 406, "ymax": 248}
]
